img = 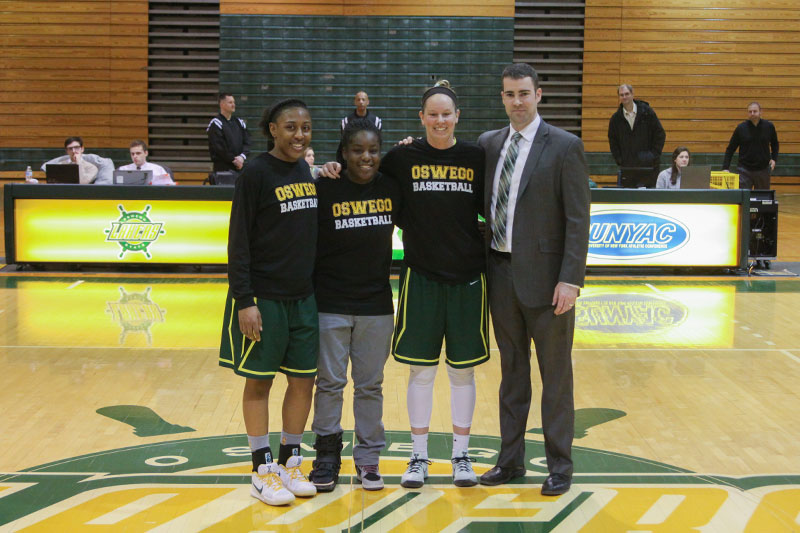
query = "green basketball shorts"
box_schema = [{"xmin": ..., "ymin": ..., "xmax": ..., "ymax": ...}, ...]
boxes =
[
  {"xmin": 392, "ymin": 266, "xmax": 489, "ymax": 368},
  {"xmin": 219, "ymin": 293, "xmax": 319, "ymax": 379}
]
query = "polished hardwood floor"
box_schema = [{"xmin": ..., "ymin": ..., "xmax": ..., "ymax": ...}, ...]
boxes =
[{"xmin": 0, "ymin": 190, "xmax": 798, "ymax": 531}]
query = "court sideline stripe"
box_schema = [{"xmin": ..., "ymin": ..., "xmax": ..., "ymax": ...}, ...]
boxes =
[{"xmin": 780, "ymin": 350, "xmax": 800, "ymax": 364}]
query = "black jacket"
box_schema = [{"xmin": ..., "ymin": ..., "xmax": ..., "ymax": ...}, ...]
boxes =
[
  {"xmin": 608, "ymin": 99, "xmax": 666, "ymax": 171},
  {"xmin": 207, "ymin": 113, "xmax": 251, "ymax": 171}
]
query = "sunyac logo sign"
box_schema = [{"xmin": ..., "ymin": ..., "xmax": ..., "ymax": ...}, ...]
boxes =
[
  {"xmin": 589, "ymin": 210, "xmax": 690, "ymax": 259},
  {"xmin": 1, "ymin": 431, "xmax": 798, "ymax": 531},
  {"xmin": 104, "ymin": 204, "xmax": 165, "ymax": 259}
]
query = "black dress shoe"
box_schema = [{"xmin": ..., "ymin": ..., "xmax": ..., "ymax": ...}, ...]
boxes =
[
  {"xmin": 479, "ymin": 465, "xmax": 526, "ymax": 486},
  {"xmin": 541, "ymin": 473, "xmax": 572, "ymax": 495}
]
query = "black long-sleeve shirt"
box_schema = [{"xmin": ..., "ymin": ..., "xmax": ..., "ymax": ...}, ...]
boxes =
[
  {"xmin": 207, "ymin": 113, "xmax": 251, "ymax": 171},
  {"xmin": 227, "ymin": 152, "xmax": 318, "ymax": 308},
  {"xmin": 723, "ymin": 119, "xmax": 779, "ymax": 171},
  {"xmin": 379, "ymin": 138, "xmax": 485, "ymax": 284},
  {"xmin": 314, "ymin": 172, "xmax": 402, "ymax": 315}
]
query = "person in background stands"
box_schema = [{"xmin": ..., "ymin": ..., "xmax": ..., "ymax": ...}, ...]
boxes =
[
  {"xmin": 336, "ymin": 91, "xmax": 383, "ymax": 164},
  {"xmin": 656, "ymin": 147, "xmax": 690, "ymax": 190},
  {"xmin": 304, "ymin": 146, "xmax": 320, "ymax": 179},
  {"xmin": 118, "ymin": 140, "xmax": 175, "ymax": 185},
  {"xmin": 304, "ymin": 147, "xmax": 316, "ymax": 167},
  {"xmin": 607, "ymin": 84, "xmax": 665, "ymax": 187},
  {"xmin": 341, "ymin": 91, "xmax": 382, "ymax": 133},
  {"xmin": 722, "ymin": 102, "xmax": 779, "ymax": 190},
  {"xmin": 41, "ymin": 136, "xmax": 114, "ymax": 184},
  {"xmin": 207, "ymin": 92, "xmax": 251, "ymax": 172}
]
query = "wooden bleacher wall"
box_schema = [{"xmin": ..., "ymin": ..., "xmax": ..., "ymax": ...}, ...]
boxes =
[
  {"xmin": 582, "ymin": 0, "xmax": 800, "ymax": 182},
  {"xmin": 216, "ymin": 0, "xmax": 515, "ymax": 164},
  {"xmin": 5, "ymin": 1, "xmax": 798, "ymax": 183},
  {"xmin": 0, "ymin": 0, "xmax": 148, "ymax": 174}
]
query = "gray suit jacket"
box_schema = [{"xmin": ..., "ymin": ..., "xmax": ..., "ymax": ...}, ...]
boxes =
[{"xmin": 478, "ymin": 120, "xmax": 591, "ymax": 308}]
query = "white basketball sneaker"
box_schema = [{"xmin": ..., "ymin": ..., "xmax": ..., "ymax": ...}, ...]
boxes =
[
  {"xmin": 451, "ymin": 452, "xmax": 478, "ymax": 487},
  {"xmin": 252, "ymin": 462, "xmax": 295, "ymax": 506},
  {"xmin": 278, "ymin": 455, "xmax": 317, "ymax": 497},
  {"xmin": 400, "ymin": 454, "xmax": 431, "ymax": 488}
]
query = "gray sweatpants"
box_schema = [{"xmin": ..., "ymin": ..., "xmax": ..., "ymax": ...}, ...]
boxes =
[{"xmin": 312, "ymin": 312, "xmax": 393, "ymax": 465}]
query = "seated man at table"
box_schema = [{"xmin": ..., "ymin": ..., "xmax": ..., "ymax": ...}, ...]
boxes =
[
  {"xmin": 118, "ymin": 140, "xmax": 175, "ymax": 185},
  {"xmin": 41, "ymin": 136, "xmax": 114, "ymax": 184}
]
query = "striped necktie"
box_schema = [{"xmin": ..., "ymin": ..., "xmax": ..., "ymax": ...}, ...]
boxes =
[{"xmin": 491, "ymin": 132, "xmax": 523, "ymax": 251}]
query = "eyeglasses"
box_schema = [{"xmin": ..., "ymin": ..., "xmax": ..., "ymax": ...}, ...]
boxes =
[{"xmin": 66, "ymin": 145, "xmax": 82, "ymax": 152}]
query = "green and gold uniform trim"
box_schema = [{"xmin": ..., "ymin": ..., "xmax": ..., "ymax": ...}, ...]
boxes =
[
  {"xmin": 219, "ymin": 294, "xmax": 319, "ymax": 379},
  {"xmin": 279, "ymin": 365, "xmax": 316, "ymax": 374},
  {"xmin": 219, "ymin": 302, "xmax": 235, "ymax": 366},
  {"xmin": 392, "ymin": 267, "xmax": 412, "ymax": 355},
  {"xmin": 392, "ymin": 267, "xmax": 489, "ymax": 368}
]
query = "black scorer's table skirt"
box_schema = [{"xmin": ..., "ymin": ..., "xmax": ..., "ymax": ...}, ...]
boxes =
[{"xmin": 3, "ymin": 184, "xmax": 750, "ymax": 269}]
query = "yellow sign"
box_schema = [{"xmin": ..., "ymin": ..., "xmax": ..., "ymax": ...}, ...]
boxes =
[{"xmin": 14, "ymin": 199, "xmax": 231, "ymax": 264}]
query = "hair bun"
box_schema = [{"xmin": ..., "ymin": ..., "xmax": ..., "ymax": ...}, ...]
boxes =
[{"xmin": 434, "ymin": 80, "xmax": 451, "ymax": 88}]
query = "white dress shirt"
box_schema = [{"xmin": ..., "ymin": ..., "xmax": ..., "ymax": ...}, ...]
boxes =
[
  {"xmin": 490, "ymin": 114, "xmax": 541, "ymax": 253},
  {"xmin": 119, "ymin": 161, "xmax": 175, "ymax": 185}
]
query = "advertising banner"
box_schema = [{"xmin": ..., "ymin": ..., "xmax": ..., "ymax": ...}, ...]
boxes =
[
  {"xmin": 10, "ymin": 194, "xmax": 743, "ymax": 268},
  {"xmin": 14, "ymin": 199, "xmax": 231, "ymax": 264},
  {"xmin": 587, "ymin": 203, "xmax": 741, "ymax": 267}
]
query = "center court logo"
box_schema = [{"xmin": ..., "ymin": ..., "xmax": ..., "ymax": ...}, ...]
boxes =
[
  {"xmin": 1, "ymin": 432, "xmax": 797, "ymax": 531},
  {"xmin": 104, "ymin": 204, "xmax": 166, "ymax": 259},
  {"xmin": 589, "ymin": 210, "xmax": 690, "ymax": 259}
]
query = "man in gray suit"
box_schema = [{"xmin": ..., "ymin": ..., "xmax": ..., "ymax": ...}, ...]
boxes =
[{"xmin": 477, "ymin": 63, "xmax": 590, "ymax": 495}]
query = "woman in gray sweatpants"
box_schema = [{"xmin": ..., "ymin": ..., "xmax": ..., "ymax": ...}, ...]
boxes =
[{"xmin": 308, "ymin": 118, "xmax": 402, "ymax": 492}]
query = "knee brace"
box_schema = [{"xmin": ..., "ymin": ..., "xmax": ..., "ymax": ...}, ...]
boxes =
[
  {"xmin": 407, "ymin": 365, "xmax": 438, "ymax": 428},
  {"xmin": 448, "ymin": 366, "xmax": 476, "ymax": 428}
]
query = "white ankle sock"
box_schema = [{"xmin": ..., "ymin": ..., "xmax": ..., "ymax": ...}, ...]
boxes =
[
  {"xmin": 452, "ymin": 433, "xmax": 470, "ymax": 458},
  {"xmin": 411, "ymin": 432, "xmax": 429, "ymax": 459}
]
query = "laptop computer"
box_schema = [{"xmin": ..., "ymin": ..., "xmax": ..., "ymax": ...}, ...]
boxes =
[
  {"xmin": 45, "ymin": 164, "xmax": 80, "ymax": 184},
  {"xmin": 113, "ymin": 170, "xmax": 152, "ymax": 185},
  {"xmin": 679, "ymin": 165, "xmax": 712, "ymax": 189},
  {"xmin": 618, "ymin": 167, "xmax": 657, "ymax": 189}
]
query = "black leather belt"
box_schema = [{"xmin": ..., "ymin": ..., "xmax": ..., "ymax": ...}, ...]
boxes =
[{"xmin": 490, "ymin": 249, "xmax": 511, "ymax": 259}]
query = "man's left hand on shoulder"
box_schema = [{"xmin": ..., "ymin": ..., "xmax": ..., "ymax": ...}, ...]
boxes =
[{"xmin": 552, "ymin": 282, "xmax": 579, "ymax": 315}]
